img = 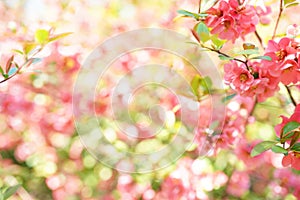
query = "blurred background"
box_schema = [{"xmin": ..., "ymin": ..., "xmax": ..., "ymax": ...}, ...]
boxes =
[{"xmin": 1, "ymin": 0, "xmax": 300, "ymax": 199}]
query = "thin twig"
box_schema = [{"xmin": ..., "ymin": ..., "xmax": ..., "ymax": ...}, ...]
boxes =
[
  {"xmin": 272, "ymin": 0, "xmax": 284, "ymax": 39},
  {"xmin": 0, "ymin": 47, "xmax": 43, "ymax": 84},
  {"xmin": 254, "ymin": 30, "xmax": 264, "ymax": 49},
  {"xmin": 285, "ymin": 85, "xmax": 297, "ymax": 106},
  {"xmin": 200, "ymin": 44, "xmax": 248, "ymax": 66},
  {"xmin": 198, "ymin": 0, "xmax": 202, "ymax": 13}
]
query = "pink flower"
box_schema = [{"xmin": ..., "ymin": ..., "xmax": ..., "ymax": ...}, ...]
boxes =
[
  {"xmin": 282, "ymin": 153, "xmax": 300, "ymax": 170},
  {"xmin": 255, "ymin": 5, "xmax": 272, "ymax": 25},
  {"xmin": 280, "ymin": 59, "xmax": 300, "ymax": 85},
  {"xmin": 206, "ymin": 0, "xmax": 259, "ymax": 42},
  {"xmin": 226, "ymin": 171, "xmax": 250, "ymax": 197},
  {"xmin": 266, "ymin": 37, "xmax": 297, "ymax": 62},
  {"xmin": 275, "ymin": 104, "xmax": 300, "ymax": 136},
  {"xmin": 286, "ymin": 24, "xmax": 300, "ymax": 38},
  {"xmin": 224, "ymin": 61, "xmax": 254, "ymax": 92}
]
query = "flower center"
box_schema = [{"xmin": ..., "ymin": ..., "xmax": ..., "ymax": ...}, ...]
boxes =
[
  {"xmin": 239, "ymin": 73, "xmax": 248, "ymax": 82},
  {"xmin": 275, "ymin": 49, "xmax": 287, "ymax": 60}
]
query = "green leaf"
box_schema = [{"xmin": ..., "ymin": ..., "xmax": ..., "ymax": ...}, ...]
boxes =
[
  {"xmin": 200, "ymin": 76, "xmax": 213, "ymax": 94},
  {"xmin": 285, "ymin": 2, "xmax": 299, "ymax": 8},
  {"xmin": 282, "ymin": 121, "xmax": 300, "ymax": 136},
  {"xmin": 177, "ymin": 10, "xmax": 207, "ymax": 20},
  {"xmin": 236, "ymin": 49, "xmax": 259, "ymax": 55},
  {"xmin": 191, "ymin": 75, "xmax": 201, "ymax": 98},
  {"xmin": 222, "ymin": 93, "xmax": 236, "ymax": 103},
  {"xmin": 250, "ymin": 141, "xmax": 277, "ymax": 157},
  {"xmin": 3, "ymin": 185, "xmax": 20, "ymax": 200},
  {"xmin": 7, "ymin": 67, "xmax": 18, "ymax": 76},
  {"xmin": 211, "ymin": 35, "xmax": 226, "ymax": 49},
  {"xmin": 12, "ymin": 49, "xmax": 24, "ymax": 55},
  {"xmin": 23, "ymin": 43, "xmax": 37, "ymax": 55},
  {"xmin": 0, "ymin": 66, "xmax": 4, "ymax": 76},
  {"xmin": 271, "ymin": 145, "xmax": 288, "ymax": 155},
  {"xmin": 35, "ymin": 29, "xmax": 49, "ymax": 44},
  {"xmin": 218, "ymin": 54, "xmax": 234, "ymax": 60},
  {"xmin": 284, "ymin": 0, "xmax": 297, "ymax": 6},
  {"xmin": 291, "ymin": 143, "xmax": 300, "ymax": 152},
  {"xmin": 49, "ymin": 32, "xmax": 72, "ymax": 42},
  {"xmin": 5, "ymin": 55, "xmax": 14, "ymax": 73},
  {"xmin": 251, "ymin": 56, "xmax": 272, "ymax": 61},
  {"xmin": 195, "ymin": 22, "xmax": 210, "ymax": 42}
]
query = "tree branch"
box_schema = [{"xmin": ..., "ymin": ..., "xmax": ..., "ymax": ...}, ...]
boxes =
[
  {"xmin": 285, "ymin": 85, "xmax": 297, "ymax": 106},
  {"xmin": 198, "ymin": 0, "xmax": 202, "ymax": 13},
  {"xmin": 254, "ymin": 30, "xmax": 264, "ymax": 49},
  {"xmin": 272, "ymin": 0, "xmax": 284, "ymax": 39}
]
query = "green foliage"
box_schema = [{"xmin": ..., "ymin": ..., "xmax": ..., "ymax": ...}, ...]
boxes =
[
  {"xmin": 222, "ymin": 93, "xmax": 236, "ymax": 103},
  {"xmin": 190, "ymin": 75, "xmax": 213, "ymax": 99},
  {"xmin": 35, "ymin": 29, "xmax": 49, "ymax": 44},
  {"xmin": 251, "ymin": 56, "xmax": 272, "ymax": 61},
  {"xmin": 195, "ymin": 22, "xmax": 210, "ymax": 42},
  {"xmin": 250, "ymin": 141, "xmax": 277, "ymax": 157},
  {"xmin": 0, "ymin": 185, "xmax": 21, "ymax": 200},
  {"xmin": 271, "ymin": 145, "xmax": 288, "ymax": 155},
  {"xmin": 177, "ymin": 10, "xmax": 207, "ymax": 20},
  {"xmin": 236, "ymin": 49, "xmax": 259, "ymax": 55},
  {"xmin": 282, "ymin": 121, "xmax": 300, "ymax": 136},
  {"xmin": 218, "ymin": 54, "xmax": 234, "ymax": 60},
  {"xmin": 284, "ymin": 0, "xmax": 299, "ymax": 8},
  {"xmin": 291, "ymin": 143, "xmax": 300, "ymax": 152}
]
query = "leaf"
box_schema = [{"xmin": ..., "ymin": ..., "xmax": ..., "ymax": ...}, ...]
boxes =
[
  {"xmin": 251, "ymin": 56, "xmax": 272, "ymax": 61},
  {"xmin": 0, "ymin": 66, "xmax": 4, "ymax": 76},
  {"xmin": 250, "ymin": 141, "xmax": 277, "ymax": 157},
  {"xmin": 5, "ymin": 55, "xmax": 14, "ymax": 73},
  {"xmin": 271, "ymin": 145, "xmax": 288, "ymax": 155},
  {"xmin": 218, "ymin": 54, "xmax": 234, "ymax": 60},
  {"xmin": 7, "ymin": 67, "xmax": 18, "ymax": 76},
  {"xmin": 49, "ymin": 32, "xmax": 72, "ymax": 42},
  {"xmin": 191, "ymin": 75, "xmax": 201, "ymax": 98},
  {"xmin": 236, "ymin": 49, "xmax": 259, "ymax": 55},
  {"xmin": 211, "ymin": 35, "xmax": 226, "ymax": 49},
  {"xmin": 3, "ymin": 185, "xmax": 20, "ymax": 200},
  {"xmin": 201, "ymin": 0, "xmax": 218, "ymax": 13},
  {"xmin": 291, "ymin": 143, "xmax": 300, "ymax": 152},
  {"xmin": 282, "ymin": 121, "xmax": 300, "ymax": 136},
  {"xmin": 243, "ymin": 43, "xmax": 256, "ymax": 50},
  {"xmin": 285, "ymin": 2, "xmax": 299, "ymax": 8},
  {"xmin": 23, "ymin": 43, "xmax": 37, "ymax": 55},
  {"xmin": 32, "ymin": 58, "xmax": 42, "ymax": 64},
  {"xmin": 177, "ymin": 10, "xmax": 207, "ymax": 20},
  {"xmin": 284, "ymin": 0, "xmax": 297, "ymax": 6},
  {"xmin": 12, "ymin": 49, "xmax": 24, "ymax": 55},
  {"xmin": 222, "ymin": 93, "xmax": 236, "ymax": 103},
  {"xmin": 195, "ymin": 22, "xmax": 210, "ymax": 42},
  {"xmin": 35, "ymin": 29, "xmax": 49, "ymax": 44},
  {"xmin": 202, "ymin": 76, "xmax": 213, "ymax": 90}
]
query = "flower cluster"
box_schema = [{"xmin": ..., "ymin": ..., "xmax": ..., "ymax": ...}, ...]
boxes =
[
  {"xmin": 275, "ymin": 104, "xmax": 300, "ymax": 170},
  {"xmin": 205, "ymin": 0, "xmax": 260, "ymax": 43}
]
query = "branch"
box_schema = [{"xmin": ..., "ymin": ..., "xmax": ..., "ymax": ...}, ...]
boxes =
[
  {"xmin": 285, "ymin": 85, "xmax": 297, "ymax": 106},
  {"xmin": 0, "ymin": 47, "xmax": 43, "ymax": 84},
  {"xmin": 198, "ymin": 0, "xmax": 202, "ymax": 13},
  {"xmin": 200, "ymin": 44, "xmax": 248, "ymax": 66},
  {"xmin": 254, "ymin": 30, "xmax": 264, "ymax": 49},
  {"xmin": 272, "ymin": 0, "xmax": 284, "ymax": 39}
]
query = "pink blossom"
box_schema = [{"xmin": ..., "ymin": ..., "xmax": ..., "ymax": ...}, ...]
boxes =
[
  {"xmin": 224, "ymin": 61, "xmax": 254, "ymax": 92},
  {"xmin": 226, "ymin": 171, "xmax": 250, "ymax": 197},
  {"xmin": 206, "ymin": 0, "xmax": 259, "ymax": 42}
]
